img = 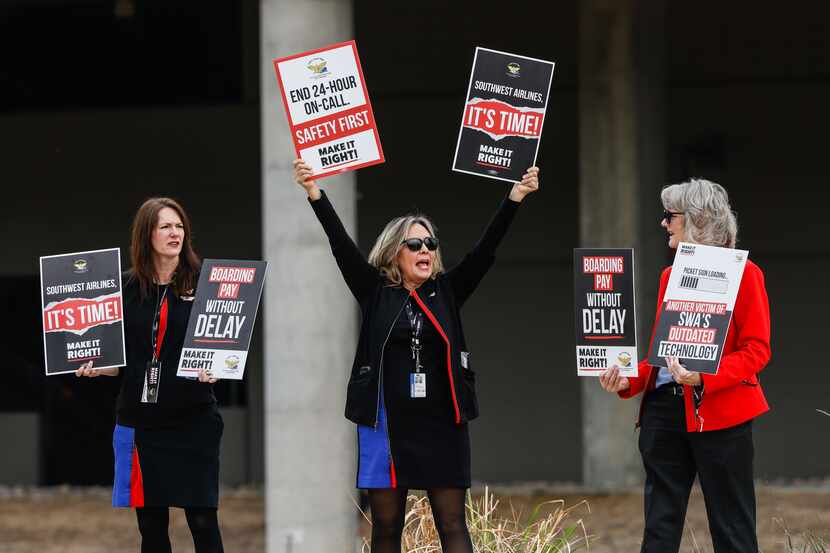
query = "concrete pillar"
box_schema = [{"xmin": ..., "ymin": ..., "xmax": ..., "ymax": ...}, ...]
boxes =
[
  {"xmin": 261, "ymin": 1, "xmax": 358, "ymax": 551},
  {"xmin": 578, "ymin": 0, "xmax": 666, "ymax": 490}
]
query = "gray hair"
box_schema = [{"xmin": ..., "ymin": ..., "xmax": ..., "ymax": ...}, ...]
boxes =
[
  {"xmin": 661, "ymin": 178, "xmax": 738, "ymax": 248},
  {"xmin": 368, "ymin": 214, "xmax": 445, "ymax": 287}
]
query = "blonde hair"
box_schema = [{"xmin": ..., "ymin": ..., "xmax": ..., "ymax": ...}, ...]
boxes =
[
  {"xmin": 661, "ymin": 178, "xmax": 738, "ymax": 248},
  {"xmin": 368, "ymin": 214, "xmax": 445, "ymax": 287}
]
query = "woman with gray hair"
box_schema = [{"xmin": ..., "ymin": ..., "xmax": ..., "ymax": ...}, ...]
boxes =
[
  {"xmin": 600, "ymin": 178, "xmax": 771, "ymax": 553},
  {"xmin": 293, "ymin": 158, "xmax": 538, "ymax": 553}
]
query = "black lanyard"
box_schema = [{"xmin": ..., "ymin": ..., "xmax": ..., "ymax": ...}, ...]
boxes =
[{"xmin": 405, "ymin": 301, "xmax": 423, "ymax": 373}]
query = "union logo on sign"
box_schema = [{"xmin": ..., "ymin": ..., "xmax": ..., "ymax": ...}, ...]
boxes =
[
  {"xmin": 224, "ymin": 354, "xmax": 241, "ymax": 373},
  {"xmin": 307, "ymin": 57, "xmax": 330, "ymax": 79}
]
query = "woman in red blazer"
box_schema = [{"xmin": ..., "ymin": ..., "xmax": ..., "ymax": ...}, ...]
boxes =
[{"xmin": 600, "ymin": 179, "xmax": 771, "ymax": 553}]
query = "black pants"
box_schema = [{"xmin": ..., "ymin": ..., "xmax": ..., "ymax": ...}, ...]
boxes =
[
  {"xmin": 638, "ymin": 385, "xmax": 757, "ymax": 553},
  {"xmin": 135, "ymin": 507, "xmax": 224, "ymax": 553}
]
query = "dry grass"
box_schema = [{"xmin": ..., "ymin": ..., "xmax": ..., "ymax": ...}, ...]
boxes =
[
  {"xmin": 2, "ymin": 484, "xmax": 829, "ymax": 552},
  {"xmin": 777, "ymin": 519, "xmax": 829, "ymax": 553},
  {"xmin": 359, "ymin": 488, "xmax": 592, "ymax": 553}
]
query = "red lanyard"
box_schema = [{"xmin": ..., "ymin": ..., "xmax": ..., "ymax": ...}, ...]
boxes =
[{"xmin": 151, "ymin": 285, "xmax": 169, "ymax": 362}]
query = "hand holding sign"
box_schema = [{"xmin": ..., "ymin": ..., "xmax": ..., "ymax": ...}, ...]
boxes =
[
  {"xmin": 293, "ymin": 158, "xmax": 321, "ymax": 200},
  {"xmin": 665, "ymin": 356, "xmax": 701, "ymax": 386},
  {"xmin": 198, "ymin": 368, "xmax": 218, "ymax": 384},
  {"xmin": 599, "ymin": 366, "xmax": 631, "ymax": 393},
  {"xmin": 509, "ymin": 166, "xmax": 540, "ymax": 202},
  {"xmin": 75, "ymin": 360, "xmax": 119, "ymax": 377}
]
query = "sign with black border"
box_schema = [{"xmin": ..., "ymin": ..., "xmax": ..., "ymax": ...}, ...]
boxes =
[
  {"xmin": 574, "ymin": 248, "xmax": 638, "ymax": 377},
  {"xmin": 647, "ymin": 243, "xmax": 749, "ymax": 375},
  {"xmin": 452, "ymin": 47, "xmax": 555, "ymax": 183},
  {"xmin": 40, "ymin": 248, "xmax": 126, "ymax": 375},
  {"xmin": 177, "ymin": 259, "xmax": 267, "ymax": 381}
]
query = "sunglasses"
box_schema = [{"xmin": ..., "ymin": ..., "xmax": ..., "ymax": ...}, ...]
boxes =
[
  {"xmin": 401, "ymin": 237, "xmax": 440, "ymax": 252},
  {"xmin": 662, "ymin": 210, "xmax": 684, "ymax": 224}
]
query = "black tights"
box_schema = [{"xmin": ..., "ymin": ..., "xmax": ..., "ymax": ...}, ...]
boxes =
[
  {"xmin": 135, "ymin": 507, "xmax": 224, "ymax": 553},
  {"xmin": 369, "ymin": 488, "xmax": 473, "ymax": 553}
]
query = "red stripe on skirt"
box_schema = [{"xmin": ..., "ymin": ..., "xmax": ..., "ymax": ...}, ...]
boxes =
[{"xmin": 130, "ymin": 448, "xmax": 145, "ymax": 507}]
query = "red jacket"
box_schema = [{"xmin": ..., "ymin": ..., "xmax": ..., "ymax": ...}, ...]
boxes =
[{"xmin": 620, "ymin": 260, "xmax": 771, "ymax": 432}]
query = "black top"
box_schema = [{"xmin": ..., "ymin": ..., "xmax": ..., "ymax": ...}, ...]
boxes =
[
  {"xmin": 116, "ymin": 274, "xmax": 216, "ymax": 429},
  {"xmin": 309, "ymin": 190, "xmax": 520, "ymax": 427},
  {"xmin": 383, "ymin": 297, "xmax": 471, "ymax": 488},
  {"xmin": 384, "ymin": 298, "xmax": 453, "ymax": 420}
]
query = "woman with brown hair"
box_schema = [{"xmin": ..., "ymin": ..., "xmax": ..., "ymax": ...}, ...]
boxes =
[{"xmin": 76, "ymin": 198, "xmax": 225, "ymax": 553}]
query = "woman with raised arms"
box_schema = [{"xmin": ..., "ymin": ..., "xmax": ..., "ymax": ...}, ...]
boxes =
[{"xmin": 293, "ymin": 158, "xmax": 539, "ymax": 553}]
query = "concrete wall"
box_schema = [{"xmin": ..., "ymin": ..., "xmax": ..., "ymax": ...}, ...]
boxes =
[
  {"xmin": 0, "ymin": 414, "xmax": 39, "ymax": 486},
  {"xmin": 665, "ymin": 2, "xmax": 830, "ymax": 479},
  {"xmin": 1, "ymin": 0, "xmax": 829, "ymax": 488},
  {"xmin": 0, "ymin": 106, "xmax": 261, "ymax": 274},
  {"xmin": 1, "ymin": 106, "xmax": 262, "ymax": 485},
  {"xmin": 354, "ymin": 2, "xmax": 584, "ymax": 483}
]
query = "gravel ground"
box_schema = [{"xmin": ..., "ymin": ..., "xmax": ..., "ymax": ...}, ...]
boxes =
[{"xmin": 0, "ymin": 484, "xmax": 828, "ymax": 552}]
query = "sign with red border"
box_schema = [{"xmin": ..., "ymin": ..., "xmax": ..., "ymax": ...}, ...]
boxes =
[{"xmin": 272, "ymin": 40, "xmax": 384, "ymax": 180}]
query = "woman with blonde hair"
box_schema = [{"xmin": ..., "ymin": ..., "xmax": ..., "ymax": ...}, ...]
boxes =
[
  {"xmin": 600, "ymin": 178, "xmax": 771, "ymax": 553},
  {"xmin": 293, "ymin": 158, "xmax": 539, "ymax": 553}
]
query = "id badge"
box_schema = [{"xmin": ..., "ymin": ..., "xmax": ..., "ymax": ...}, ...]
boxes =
[
  {"xmin": 141, "ymin": 361, "xmax": 161, "ymax": 404},
  {"xmin": 410, "ymin": 373, "xmax": 426, "ymax": 398}
]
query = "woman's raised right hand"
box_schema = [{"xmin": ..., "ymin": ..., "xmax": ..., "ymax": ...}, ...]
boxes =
[
  {"xmin": 293, "ymin": 159, "xmax": 321, "ymax": 200},
  {"xmin": 599, "ymin": 365, "xmax": 630, "ymax": 393}
]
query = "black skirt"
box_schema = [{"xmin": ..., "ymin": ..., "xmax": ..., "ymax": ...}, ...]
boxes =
[
  {"xmin": 113, "ymin": 404, "xmax": 223, "ymax": 508},
  {"xmin": 356, "ymin": 299, "xmax": 470, "ymax": 489}
]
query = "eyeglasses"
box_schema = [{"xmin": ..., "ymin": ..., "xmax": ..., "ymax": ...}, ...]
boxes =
[
  {"xmin": 401, "ymin": 237, "xmax": 440, "ymax": 252},
  {"xmin": 662, "ymin": 210, "xmax": 684, "ymax": 224}
]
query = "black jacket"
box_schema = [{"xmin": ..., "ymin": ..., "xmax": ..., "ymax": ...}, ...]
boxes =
[{"xmin": 309, "ymin": 190, "xmax": 519, "ymax": 427}]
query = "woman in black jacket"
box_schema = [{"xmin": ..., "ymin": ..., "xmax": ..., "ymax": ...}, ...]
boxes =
[
  {"xmin": 76, "ymin": 197, "xmax": 224, "ymax": 553},
  {"xmin": 293, "ymin": 159, "xmax": 539, "ymax": 553}
]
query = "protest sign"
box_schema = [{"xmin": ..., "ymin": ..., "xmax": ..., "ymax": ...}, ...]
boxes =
[
  {"xmin": 40, "ymin": 248, "xmax": 125, "ymax": 375},
  {"xmin": 273, "ymin": 40, "xmax": 384, "ymax": 179},
  {"xmin": 452, "ymin": 47, "xmax": 554, "ymax": 183},
  {"xmin": 647, "ymin": 243, "xmax": 749, "ymax": 374},
  {"xmin": 574, "ymin": 249, "xmax": 638, "ymax": 377},
  {"xmin": 177, "ymin": 260, "xmax": 267, "ymax": 380}
]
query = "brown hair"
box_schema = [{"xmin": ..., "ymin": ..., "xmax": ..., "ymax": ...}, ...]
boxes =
[{"xmin": 129, "ymin": 197, "xmax": 200, "ymax": 299}]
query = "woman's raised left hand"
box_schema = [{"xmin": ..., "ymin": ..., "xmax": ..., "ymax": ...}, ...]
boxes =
[
  {"xmin": 666, "ymin": 356, "xmax": 701, "ymax": 386},
  {"xmin": 509, "ymin": 166, "xmax": 540, "ymax": 202},
  {"xmin": 198, "ymin": 368, "xmax": 218, "ymax": 384}
]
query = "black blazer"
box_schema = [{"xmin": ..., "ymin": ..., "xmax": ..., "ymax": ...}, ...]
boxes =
[{"xmin": 309, "ymin": 191, "xmax": 519, "ymax": 427}]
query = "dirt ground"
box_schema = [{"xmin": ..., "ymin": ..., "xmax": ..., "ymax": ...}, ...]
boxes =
[{"xmin": 1, "ymin": 484, "xmax": 828, "ymax": 553}]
